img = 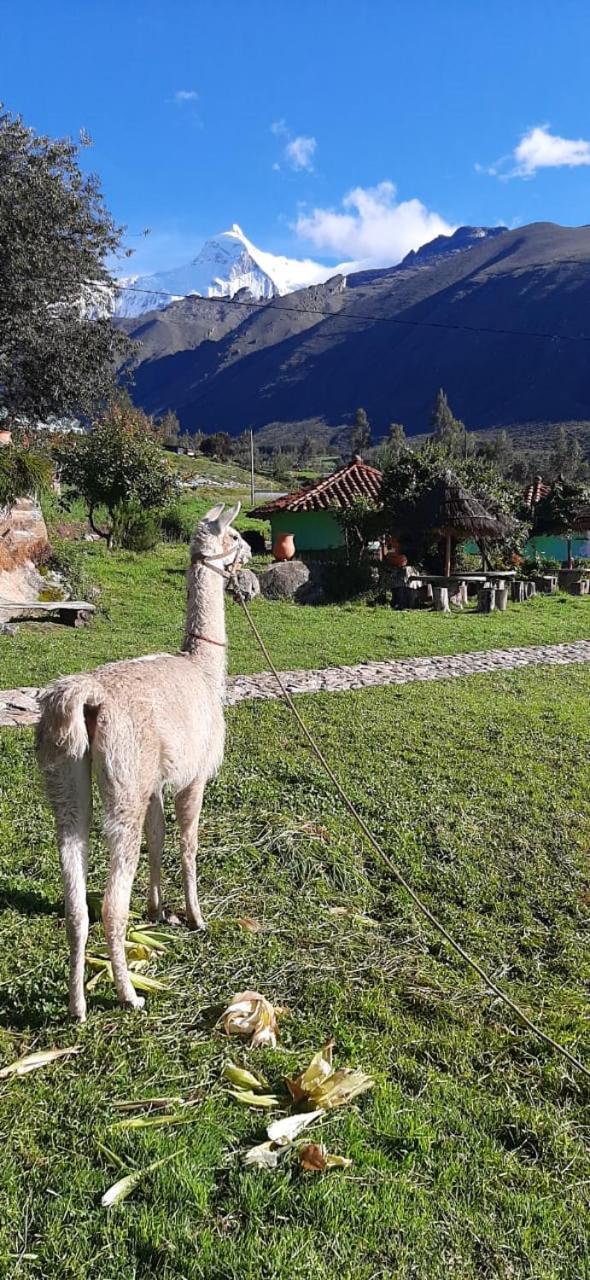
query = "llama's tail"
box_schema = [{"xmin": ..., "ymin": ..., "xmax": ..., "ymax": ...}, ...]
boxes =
[{"xmin": 36, "ymin": 674, "xmax": 104, "ymax": 766}]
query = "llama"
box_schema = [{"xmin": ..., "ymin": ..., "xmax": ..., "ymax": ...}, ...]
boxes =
[{"xmin": 36, "ymin": 502, "xmax": 251, "ymax": 1021}]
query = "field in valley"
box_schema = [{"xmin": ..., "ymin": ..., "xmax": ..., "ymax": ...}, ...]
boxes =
[{"xmin": 0, "ymin": 516, "xmax": 589, "ymax": 1279}]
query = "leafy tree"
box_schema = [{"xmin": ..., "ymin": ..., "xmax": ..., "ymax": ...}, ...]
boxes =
[
  {"xmin": 298, "ymin": 434, "xmax": 315, "ymax": 465},
  {"xmin": 532, "ymin": 476, "xmax": 590, "ymax": 567},
  {"xmin": 430, "ymin": 388, "xmax": 472, "ymax": 460},
  {"xmin": 55, "ymin": 401, "xmax": 177, "ymax": 547},
  {"xmin": 380, "ymin": 441, "xmax": 529, "ymax": 568},
  {"xmin": 349, "ymin": 407, "xmax": 371, "ymax": 455},
  {"xmin": 157, "ymin": 409, "xmax": 181, "ymax": 445},
  {"xmin": 200, "ymin": 431, "xmax": 233, "ymax": 461},
  {"xmin": 549, "ymin": 426, "xmax": 586, "ymax": 481},
  {"xmin": 0, "ymin": 105, "xmax": 131, "ymax": 426},
  {"xmin": 476, "ymin": 429, "xmax": 514, "ymax": 474},
  {"xmin": 385, "ymin": 422, "xmax": 406, "ymax": 464}
]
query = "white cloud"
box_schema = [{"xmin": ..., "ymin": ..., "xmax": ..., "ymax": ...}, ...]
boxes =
[
  {"xmin": 174, "ymin": 89, "xmax": 198, "ymax": 104},
  {"xmin": 285, "ymin": 135, "xmax": 316, "ymax": 172},
  {"xmin": 271, "ymin": 120, "xmax": 316, "ymax": 172},
  {"xmin": 294, "ymin": 181, "xmax": 455, "ymax": 268},
  {"xmin": 479, "ymin": 124, "xmax": 590, "ymax": 179}
]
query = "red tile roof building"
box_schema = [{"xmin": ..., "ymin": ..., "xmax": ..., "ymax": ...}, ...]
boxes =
[{"xmin": 249, "ymin": 455, "xmax": 382, "ymax": 516}]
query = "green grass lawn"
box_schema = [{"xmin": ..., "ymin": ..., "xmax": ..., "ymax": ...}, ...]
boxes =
[
  {"xmin": 0, "ymin": 665, "xmax": 589, "ymax": 1278},
  {"xmin": 1, "ymin": 531, "xmax": 589, "ymax": 1278},
  {"xmin": 1, "ymin": 538, "xmax": 589, "ymax": 690}
]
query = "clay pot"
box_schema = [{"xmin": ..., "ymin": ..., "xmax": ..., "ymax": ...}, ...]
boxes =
[
  {"xmin": 385, "ymin": 551, "xmax": 408, "ymax": 568},
  {"xmin": 273, "ymin": 532, "xmax": 296, "ymax": 562}
]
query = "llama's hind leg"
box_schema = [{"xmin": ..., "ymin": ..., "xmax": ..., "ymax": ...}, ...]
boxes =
[
  {"xmin": 45, "ymin": 757, "xmax": 92, "ymax": 1022},
  {"xmin": 102, "ymin": 813, "xmax": 145, "ymax": 1009},
  {"xmin": 145, "ymin": 791, "xmax": 165, "ymax": 922},
  {"xmin": 175, "ymin": 777, "xmax": 206, "ymax": 931}
]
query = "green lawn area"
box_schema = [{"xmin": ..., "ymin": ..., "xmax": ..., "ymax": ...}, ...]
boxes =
[
  {"xmin": 0, "ymin": 534, "xmax": 589, "ymax": 1278},
  {"xmin": 1, "ymin": 538, "xmax": 590, "ymax": 689}
]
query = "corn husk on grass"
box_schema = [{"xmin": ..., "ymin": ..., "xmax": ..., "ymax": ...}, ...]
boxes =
[
  {"xmin": 220, "ymin": 991, "xmax": 280, "ymax": 1048},
  {"xmin": 298, "ymin": 1143, "xmax": 352, "ymax": 1172},
  {"xmin": 285, "ymin": 1042, "xmax": 374, "ymax": 1111},
  {"xmin": 222, "ymin": 1060, "xmax": 280, "ymax": 1108},
  {"xmin": 0, "ymin": 1045, "xmax": 81, "ymax": 1079},
  {"xmin": 101, "ymin": 1152, "xmax": 180, "ymax": 1208},
  {"xmin": 241, "ymin": 1042, "xmax": 374, "ymax": 1170},
  {"xmin": 86, "ymin": 926, "xmax": 173, "ymax": 998}
]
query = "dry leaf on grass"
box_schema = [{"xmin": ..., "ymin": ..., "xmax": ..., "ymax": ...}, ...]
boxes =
[
  {"xmin": 222, "ymin": 1062, "xmax": 269, "ymax": 1091},
  {"xmin": 0, "ymin": 1046, "xmax": 80, "ymax": 1079},
  {"xmin": 101, "ymin": 1152, "xmax": 179, "ymax": 1208},
  {"xmin": 111, "ymin": 1111, "xmax": 202, "ymax": 1132},
  {"xmin": 285, "ymin": 1041, "xmax": 334, "ymax": 1103},
  {"xmin": 113, "ymin": 1096, "xmax": 184, "ymax": 1112},
  {"xmin": 237, "ymin": 917, "xmax": 263, "ymax": 933},
  {"xmin": 127, "ymin": 930, "xmax": 167, "ymax": 952},
  {"xmin": 220, "ymin": 991, "xmax": 280, "ymax": 1048},
  {"xmin": 298, "ymin": 1143, "xmax": 352, "ymax": 1172},
  {"xmin": 85, "ymin": 956, "xmax": 169, "ymax": 995},
  {"xmin": 242, "ymin": 1140, "xmax": 285, "ymax": 1169},
  {"xmin": 266, "ymin": 1109, "xmax": 325, "ymax": 1144},
  {"xmin": 304, "ymin": 1067, "xmax": 374, "ymax": 1110},
  {"xmin": 227, "ymin": 1090, "xmax": 280, "ymax": 1109},
  {"xmin": 286, "ymin": 1043, "xmax": 374, "ymax": 1110}
]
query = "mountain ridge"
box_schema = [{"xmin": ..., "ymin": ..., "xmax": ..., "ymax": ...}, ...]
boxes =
[{"xmin": 120, "ymin": 221, "xmax": 590, "ymax": 442}]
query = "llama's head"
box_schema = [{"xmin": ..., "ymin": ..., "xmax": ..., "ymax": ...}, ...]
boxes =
[{"xmin": 191, "ymin": 502, "xmax": 252, "ymax": 573}]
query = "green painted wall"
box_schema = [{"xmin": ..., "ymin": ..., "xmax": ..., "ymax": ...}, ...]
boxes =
[
  {"xmin": 269, "ymin": 509, "xmax": 345, "ymax": 552},
  {"xmin": 464, "ymin": 533, "xmax": 590, "ymax": 560}
]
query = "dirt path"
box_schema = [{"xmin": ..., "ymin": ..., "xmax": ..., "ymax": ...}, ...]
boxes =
[{"xmin": 2, "ymin": 639, "xmax": 590, "ymax": 729}]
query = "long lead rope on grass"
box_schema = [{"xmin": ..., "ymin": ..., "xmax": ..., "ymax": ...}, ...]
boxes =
[{"xmin": 231, "ymin": 581, "xmax": 590, "ymax": 1084}]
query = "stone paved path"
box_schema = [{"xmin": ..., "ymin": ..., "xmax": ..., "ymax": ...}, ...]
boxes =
[{"xmin": 1, "ymin": 639, "xmax": 590, "ymax": 729}]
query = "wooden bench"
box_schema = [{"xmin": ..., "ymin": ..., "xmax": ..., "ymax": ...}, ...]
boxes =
[{"xmin": 0, "ymin": 600, "xmax": 96, "ymax": 627}]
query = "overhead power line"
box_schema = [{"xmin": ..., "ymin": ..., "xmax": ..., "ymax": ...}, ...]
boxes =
[{"xmin": 113, "ymin": 277, "xmax": 590, "ymax": 346}]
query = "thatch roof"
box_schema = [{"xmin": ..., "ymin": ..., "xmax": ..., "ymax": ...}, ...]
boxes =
[
  {"xmin": 249, "ymin": 455, "xmax": 382, "ymax": 517},
  {"xmin": 398, "ymin": 470, "xmax": 514, "ymax": 540}
]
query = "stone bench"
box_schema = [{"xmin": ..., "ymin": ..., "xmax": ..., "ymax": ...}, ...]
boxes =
[{"xmin": 0, "ymin": 600, "xmax": 96, "ymax": 627}]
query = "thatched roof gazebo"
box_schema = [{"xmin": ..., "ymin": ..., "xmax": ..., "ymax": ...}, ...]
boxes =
[{"xmin": 396, "ymin": 469, "xmax": 514, "ymax": 575}]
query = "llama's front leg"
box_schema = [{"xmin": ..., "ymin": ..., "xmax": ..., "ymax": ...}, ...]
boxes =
[
  {"xmin": 47, "ymin": 758, "xmax": 92, "ymax": 1022},
  {"xmin": 175, "ymin": 778, "xmax": 206, "ymax": 930},
  {"xmin": 145, "ymin": 791, "xmax": 165, "ymax": 922},
  {"xmin": 102, "ymin": 818, "xmax": 144, "ymax": 1009}
]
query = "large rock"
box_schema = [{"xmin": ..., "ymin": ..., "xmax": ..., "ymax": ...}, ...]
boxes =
[
  {"xmin": 226, "ymin": 567, "xmax": 260, "ymax": 602},
  {"xmin": 258, "ymin": 559, "xmax": 323, "ymax": 603},
  {"xmin": 0, "ymin": 498, "xmax": 50, "ymax": 621}
]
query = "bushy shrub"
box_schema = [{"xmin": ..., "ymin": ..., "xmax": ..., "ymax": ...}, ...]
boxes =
[
  {"xmin": 521, "ymin": 553, "xmax": 561, "ymax": 578},
  {"xmin": 321, "ymin": 559, "xmax": 376, "ymax": 601},
  {"xmin": 0, "ymin": 447, "xmax": 53, "ymax": 506},
  {"xmin": 46, "ymin": 540, "xmax": 95, "ymax": 602},
  {"xmin": 160, "ymin": 504, "xmax": 192, "ymax": 543},
  {"xmin": 111, "ymin": 501, "xmax": 161, "ymax": 552}
]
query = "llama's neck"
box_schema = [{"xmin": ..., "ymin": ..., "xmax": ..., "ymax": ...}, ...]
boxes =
[{"xmin": 181, "ymin": 562, "xmax": 227, "ymax": 680}]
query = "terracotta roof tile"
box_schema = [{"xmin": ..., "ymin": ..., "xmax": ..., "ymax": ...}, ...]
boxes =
[{"xmin": 249, "ymin": 454, "xmax": 382, "ymax": 516}]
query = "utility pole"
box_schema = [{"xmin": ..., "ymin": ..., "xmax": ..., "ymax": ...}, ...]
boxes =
[{"xmin": 250, "ymin": 428, "xmax": 255, "ymax": 506}]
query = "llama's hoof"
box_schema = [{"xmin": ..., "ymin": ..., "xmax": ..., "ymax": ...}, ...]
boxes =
[
  {"xmin": 123, "ymin": 995, "xmax": 146, "ymax": 1012},
  {"xmin": 187, "ymin": 913, "xmax": 207, "ymax": 932}
]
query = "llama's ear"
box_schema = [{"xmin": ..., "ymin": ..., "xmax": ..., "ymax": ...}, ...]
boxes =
[
  {"xmin": 203, "ymin": 503, "xmax": 225, "ymax": 524},
  {"xmin": 218, "ymin": 501, "xmax": 241, "ymax": 528}
]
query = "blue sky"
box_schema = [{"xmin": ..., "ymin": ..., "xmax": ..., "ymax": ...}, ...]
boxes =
[{"xmin": 3, "ymin": 0, "xmax": 590, "ymax": 275}]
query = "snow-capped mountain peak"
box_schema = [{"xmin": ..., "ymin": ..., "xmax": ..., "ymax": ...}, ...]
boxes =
[{"xmin": 115, "ymin": 225, "xmax": 336, "ymax": 318}]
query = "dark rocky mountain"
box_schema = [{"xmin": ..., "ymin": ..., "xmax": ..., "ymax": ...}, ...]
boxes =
[{"xmin": 120, "ymin": 222, "xmax": 590, "ymax": 442}]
